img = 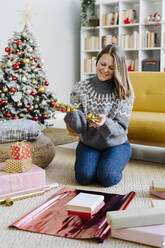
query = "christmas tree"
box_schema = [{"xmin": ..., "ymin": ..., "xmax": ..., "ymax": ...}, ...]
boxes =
[{"xmin": 0, "ymin": 24, "xmax": 57, "ymax": 125}]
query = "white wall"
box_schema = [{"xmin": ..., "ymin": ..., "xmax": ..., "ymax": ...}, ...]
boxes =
[{"xmin": 0, "ymin": 0, "xmax": 80, "ymax": 103}]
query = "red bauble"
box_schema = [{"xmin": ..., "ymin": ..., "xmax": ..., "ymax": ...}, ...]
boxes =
[
  {"xmin": 50, "ymin": 101, "xmax": 55, "ymax": 107},
  {"xmin": 16, "ymin": 41, "xmax": 22, "ymax": 46},
  {"xmin": 38, "ymin": 64, "xmax": 41, "ymax": 68},
  {"xmin": 27, "ymin": 106, "xmax": 33, "ymax": 112},
  {"xmin": 33, "ymin": 116, "xmax": 39, "ymax": 121},
  {"xmin": 5, "ymin": 47, "xmax": 10, "ymax": 52},
  {"xmin": 44, "ymin": 80, "xmax": 49, "ymax": 86},
  {"xmin": 16, "ymin": 61, "xmax": 21, "ymax": 66},
  {"xmin": 42, "ymin": 113, "xmax": 48, "ymax": 119},
  {"xmin": 0, "ymin": 99, "xmax": 7, "ymax": 105},
  {"xmin": 10, "ymin": 87, "xmax": 16, "ymax": 93},
  {"xmin": 33, "ymin": 58, "xmax": 37, "ymax": 62},
  {"xmin": 31, "ymin": 91, "xmax": 36, "ymax": 96},
  {"xmin": 8, "ymin": 52, "xmax": 12, "ymax": 56},
  {"xmin": 12, "ymin": 76, "xmax": 17, "ymax": 80},
  {"xmin": 14, "ymin": 65, "xmax": 20, "ymax": 70},
  {"xmin": 13, "ymin": 115, "xmax": 19, "ymax": 119},
  {"xmin": 5, "ymin": 112, "xmax": 11, "ymax": 118}
]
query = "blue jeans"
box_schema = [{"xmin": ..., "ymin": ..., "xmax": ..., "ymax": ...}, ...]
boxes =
[{"xmin": 75, "ymin": 141, "xmax": 132, "ymax": 187}]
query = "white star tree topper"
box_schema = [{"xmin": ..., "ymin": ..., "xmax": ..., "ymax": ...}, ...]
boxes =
[{"xmin": 17, "ymin": 4, "xmax": 37, "ymax": 26}]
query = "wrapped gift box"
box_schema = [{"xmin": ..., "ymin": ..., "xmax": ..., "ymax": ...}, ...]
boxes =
[
  {"xmin": 10, "ymin": 142, "xmax": 31, "ymax": 160},
  {"xmin": 0, "ymin": 163, "xmax": 46, "ymax": 195}
]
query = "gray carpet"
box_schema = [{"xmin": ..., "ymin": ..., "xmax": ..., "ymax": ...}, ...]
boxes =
[{"xmin": 1, "ymin": 147, "xmax": 165, "ymax": 248}]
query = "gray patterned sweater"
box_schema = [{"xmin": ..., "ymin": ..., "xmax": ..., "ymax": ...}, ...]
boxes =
[{"xmin": 64, "ymin": 76, "xmax": 134, "ymax": 150}]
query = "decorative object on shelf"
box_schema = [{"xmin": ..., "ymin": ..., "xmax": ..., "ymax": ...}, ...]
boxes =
[
  {"xmin": 142, "ymin": 59, "xmax": 160, "ymax": 71},
  {"xmin": 81, "ymin": 0, "xmax": 99, "ymax": 27},
  {"xmin": 146, "ymin": 12, "xmax": 161, "ymax": 25}
]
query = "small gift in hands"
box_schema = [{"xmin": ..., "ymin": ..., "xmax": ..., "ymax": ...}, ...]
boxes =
[
  {"xmin": 55, "ymin": 102, "xmax": 78, "ymax": 112},
  {"xmin": 5, "ymin": 141, "xmax": 32, "ymax": 173},
  {"xmin": 66, "ymin": 192, "xmax": 105, "ymax": 219},
  {"xmin": 86, "ymin": 113, "xmax": 106, "ymax": 128}
]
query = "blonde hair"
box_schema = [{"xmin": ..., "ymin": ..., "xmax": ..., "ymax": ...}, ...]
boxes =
[{"xmin": 96, "ymin": 44, "xmax": 133, "ymax": 99}]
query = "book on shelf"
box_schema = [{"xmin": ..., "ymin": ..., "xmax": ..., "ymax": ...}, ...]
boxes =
[
  {"xmin": 84, "ymin": 36, "xmax": 99, "ymax": 50},
  {"xmin": 101, "ymin": 12, "xmax": 118, "ymax": 26},
  {"xmin": 150, "ymin": 186, "xmax": 165, "ymax": 199},
  {"xmin": 152, "ymin": 180, "xmax": 165, "ymax": 191},
  {"xmin": 111, "ymin": 224, "xmax": 165, "ymax": 248},
  {"xmin": 66, "ymin": 192, "xmax": 105, "ymax": 217}
]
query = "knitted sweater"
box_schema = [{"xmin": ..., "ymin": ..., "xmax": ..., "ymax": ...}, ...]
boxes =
[{"xmin": 64, "ymin": 76, "xmax": 134, "ymax": 150}]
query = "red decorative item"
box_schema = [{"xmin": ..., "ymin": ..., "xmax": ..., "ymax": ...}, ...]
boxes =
[
  {"xmin": 13, "ymin": 115, "xmax": 19, "ymax": 119},
  {"xmin": 50, "ymin": 101, "xmax": 55, "ymax": 107},
  {"xmin": 33, "ymin": 58, "xmax": 37, "ymax": 62},
  {"xmin": 8, "ymin": 52, "xmax": 12, "ymax": 56},
  {"xmin": 128, "ymin": 66, "xmax": 134, "ymax": 71},
  {"xmin": 14, "ymin": 65, "xmax": 20, "ymax": 70},
  {"xmin": 16, "ymin": 41, "xmax": 22, "ymax": 46},
  {"xmin": 10, "ymin": 142, "xmax": 31, "ymax": 160},
  {"xmin": 0, "ymin": 99, "xmax": 7, "ymax": 105},
  {"xmin": 12, "ymin": 76, "xmax": 17, "ymax": 80},
  {"xmin": 42, "ymin": 113, "xmax": 48, "ymax": 119},
  {"xmin": 5, "ymin": 47, "xmax": 10, "ymax": 53},
  {"xmin": 31, "ymin": 91, "xmax": 36, "ymax": 96},
  {"xmin": 16, "ymin": 61, "xmax": 21, "ymax": 66},
  {"xmin": 33, "ymin": 116, "xmax": 39, "ymax": 121},
  {"xmin": 27, "ymin": 107, "xmax": 33, "ymax": 112},
  {"xmin": 5, "ymin": 112, "xmax": 12, "ymax": 118},
  {"xmin": 44, "ymin": 80, "xmax": 49, "ymax": 86},
  {"xmin": 10, "ymin": 87, "xmax": 16, "ymax": 93},
  {"xmin": 38, "ymin": 64, "xmax": 41, "ymax": 68},
  {"xmin": 124, "ymin": 18, "xmax": 131, "ymax": 24}
]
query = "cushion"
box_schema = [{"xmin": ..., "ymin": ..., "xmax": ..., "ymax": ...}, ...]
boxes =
[
  {"xmin": 128, "ymin": 111, "xmax": 165, "ymax": 145},
  {"xmin": 0, "ymin": 134, "xmax": 55, "ymax": 168},
  {"xmin": 0, "ymin": 119, "xmax": 42, "ymax": 143}
]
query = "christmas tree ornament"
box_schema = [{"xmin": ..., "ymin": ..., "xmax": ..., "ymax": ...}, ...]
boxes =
[
  {"xmin": 37, "ymin": 86, "xmax": 45, "ymax": 94},
  {"xmin": 42, "ymin": 113, "xmax": 48, "ymax": 119},
  {"xmin": 33, "ymin": 57, "xmax": 37, "ymax": 62},
  {"xmin": 12, "ymin": 76, "xmax": 17, "ymax": 80},
  {"xmin": 21, "ymin": 32, "xmax": 28, "ymax": 39},
  {"xmin": 32, "ymin": 80, "xmax": 37, "ymax": 85},
  {"xmin": 5, "ymin": 47, "xmax": 10, "ymax": 53},
  {"xmin": 30, "ymin": 61, "xmax": 35, "ymax": 66},
  {"xmin": 14, "ymin": 65, "xmax": 20, "ymax": 70},
  {"xmin": 1, "ymin": 64, "xmax": 6, "ymax": 69},
  {"xmin": 10, "ymin": 87, "xmax": 16, "ymax": 93},
  {"xmin": 24, "ymin": 72, "xmax": 28, "ymax": 76},
  {"xmin": 13, "ymin": 115, "xmax": 19, "ymax": 119},
  {"xmin": 33, "ymin": 115, "xmax": 38, "ymax": 121},
  {"xmin": 8, "ymin": 52, "xmax": 12, "ymax": 56},
  {"xmin": 27, "ymin": 106, "xmax": 33, "ymax": 112},
  {"xmin": 0, "ymin": 99, "xmax": 7, "ymax": 105},
  {"xmin": 5, "ymin": 112, "xmax": 12, "ymax": 118},
  {"xmin": 16, "ymin": 41, "xmax": 22, "ymax": 46},
  {"xmin": 50, "ymin": 100, "xmax": 55, "ymax": 107},
  {"xmin": 17, "ymin": 52, "xmax": 22, "ymax": 57},
  {"xmin": 22, "ymin": 58, "xmax": 29, "ymax": 64},
  {"xmin": 31, "ymin": 91, "xmax": 36, "ymax": 96},
  {"xmin": 27, "ymin": 47, "xmax": 33, "ymax": 53},
  {"xmin": 44, "ymin": 80, "xmax": 49, "ymax": 86},
  {"xmin": 38, "ymin": 64, "xmax": 41, "ymax": 68},
  {"xmin": 2, "ymin": 87, "xmax": 8, "ymax": 93},
  {"xmin": 17, "ymin": 101, "xmax": 22, "ymax": 107}
]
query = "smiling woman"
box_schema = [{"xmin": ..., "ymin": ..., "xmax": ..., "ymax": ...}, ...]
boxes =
[{"xmin": 57, "ymin": 44, "xmax": 134, "ymax": 187}]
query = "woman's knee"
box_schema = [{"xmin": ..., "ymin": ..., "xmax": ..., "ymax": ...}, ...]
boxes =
[
  {"xmin": 75, "ymin": 169, "xmax": 95, "ymax": 185},
  {"xmin": 97, "ymin": 169, "xmax": 122, "ymax": 187}
]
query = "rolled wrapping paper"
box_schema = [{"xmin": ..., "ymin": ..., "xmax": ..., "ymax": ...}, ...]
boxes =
[
  {"xmin": 152, "ymin": 180, "xmax": 165, "ymax": 192},
  {"xmin": 106, "ymin": 208, "xmax": 165, "ymax": 229},
  {"xmin": 86, "ymin": 114, "xmax": 100, "ymax": 123},
  {"xmin": 55, "ymin": 102, "xmax": 78, "ymax": 112},
  {"xmin": 150, "ymin": 186, "xmax": 165, "ymax": 199}
]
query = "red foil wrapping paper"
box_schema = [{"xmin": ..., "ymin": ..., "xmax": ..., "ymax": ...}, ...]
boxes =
[
  {"xmin": 10, "ymin": 142, "xmax": 31, "ymax": 160},
  {"xmin": 11, "ymin": 187, "xmax": 135, "ymax": 242}
]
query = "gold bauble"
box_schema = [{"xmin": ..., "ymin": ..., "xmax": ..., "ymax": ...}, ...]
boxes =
[
  {"xmin": 2, "ymin": 87, "xmax": 8, "ymax": 93},
  {"xmin": 37, "ymin": 86, "xmax": 45, "ymax": 94},
  {"xmin": 1, "ymin": 64, "xmax": 6, "ymax": 69},
  {"xmin": 24, "ymin": 72, "xmax": 28, "ymax": 76},
  {"xmin": 22, "ymin": 58, "xmax": 29, "ymax": 64},
  {"xmin": 32, "ymin": 80, "xmax": 37, "ymax": 85},
  {"xmin": 17, "ymin": 52, "xmax": 22, "ymax": 57}
]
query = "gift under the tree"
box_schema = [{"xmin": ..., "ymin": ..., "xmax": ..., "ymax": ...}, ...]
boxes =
[
  {"xmin": 0, "ymin": 163, "xmax": 46, "ymax": 195},
  {"xmin": 5, "ymin": 158, "xmax": 32, "ymax": 173},
  {"xmin": 10, "ymin": 142, "xmax": 31, "ymax": 160}
]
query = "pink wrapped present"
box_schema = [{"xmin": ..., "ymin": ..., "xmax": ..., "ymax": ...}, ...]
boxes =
[
  {"xmin": 0, "ymin": 163, "xmax": 46, "ymax": 195},
  {"xmin": 150, "ymin": 186, "xmax": 165, "ymax": 199}
]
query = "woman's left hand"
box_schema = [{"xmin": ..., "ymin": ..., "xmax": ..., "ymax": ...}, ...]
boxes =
[{"xmin": 88, "ymin": 114, "xmax": 106, "ymax": 128}]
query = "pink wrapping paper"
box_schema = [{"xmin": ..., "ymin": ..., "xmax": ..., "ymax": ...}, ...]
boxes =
[
  {"xmin": 0, "ymin": 163, "xmax": 46, "ymax": 195},
  {"xmin": 150, "ymin": 186, "xmax": 165, "ymax": 199}
]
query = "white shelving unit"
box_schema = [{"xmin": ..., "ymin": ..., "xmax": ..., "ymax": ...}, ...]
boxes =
[{"xmin": 80, "ymin": 0, "xmax": 165, "ymax": 80}]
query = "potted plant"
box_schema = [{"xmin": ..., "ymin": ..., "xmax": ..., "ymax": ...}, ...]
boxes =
[{"xmin": 81, "ymin": 0, "xmax": 99, "ymax": 27}]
